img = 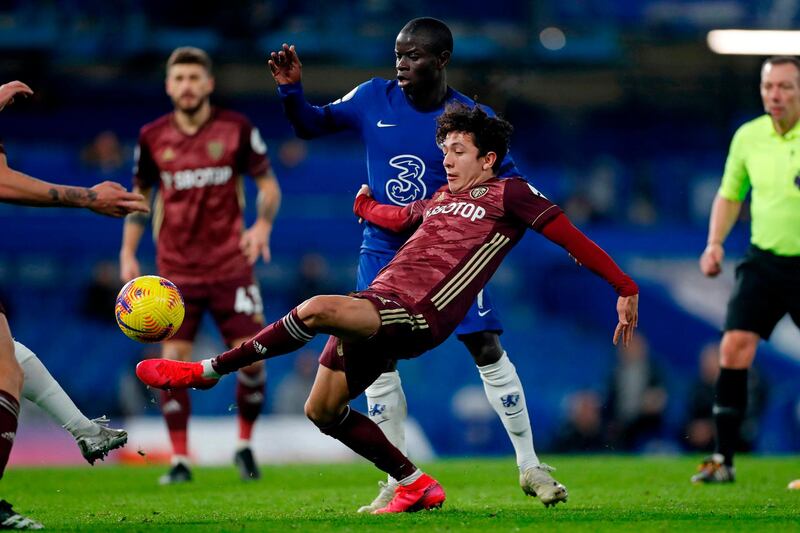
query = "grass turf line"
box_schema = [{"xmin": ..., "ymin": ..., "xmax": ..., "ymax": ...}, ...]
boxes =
[{"xmin": 3, "ymin": 456, "xmax": 800, "ymax": 531}]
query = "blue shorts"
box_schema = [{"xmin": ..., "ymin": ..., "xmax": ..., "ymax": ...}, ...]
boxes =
[{"xmin": 357, "ymin": 250, "xmax": 503, "ymax": 336}]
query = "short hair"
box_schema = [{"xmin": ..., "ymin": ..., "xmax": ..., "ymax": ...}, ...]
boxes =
[
  {"xmin": 762, "ymin": 55, "xmax": 800, "ymax": 80},
  {"xmin": 436, "ymin": 103, "xmax": 513, "ymax": 173},
  {"xmin": 166, "ymin": 46, "xmax": 212, "ymax": 74},
  {"xmin": 400, "ymin": 17, "xmax": 453, "ymax": 55}
]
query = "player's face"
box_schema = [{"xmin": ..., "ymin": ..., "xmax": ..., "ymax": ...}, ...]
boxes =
[
  {"xmin": 441, "ymin": 132, "xmax": 495, "ymax": 193},
  {"xmin": 760, "ymin": 62, "xmax": 800, "ymax": 126},
  {"xmin": 395, "ymin": 32, "xmax": 441, "ymax": 91},
  {"xmin": 166, "ymin": 64, "xmax": 214, "ymax": 115}
]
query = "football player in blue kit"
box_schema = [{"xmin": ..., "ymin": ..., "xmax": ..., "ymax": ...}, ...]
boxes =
[{"xmin": 268, "ymin": 17, "xmax": 567, "ymax": 509}]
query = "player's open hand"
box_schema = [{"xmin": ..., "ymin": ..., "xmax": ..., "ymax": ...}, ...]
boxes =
[
  {"xmin": 240, "ymin": 220, "xmax": 272, "ymax": 265},
  {"xmin": 119, "ymin": 253, "xmax": 141, "ymax": 282},
  {"xmin": 268, "ymin": 44, "xmax": 302, "ymax": 85},
  {"xmin": 89, "ymin": 181, "xmax": 149, "ymax": 217},
  {"xmin": 613, "ymin": 293, "xmax": 638, "ymax": 347},
  {"xmin": 699, "ymin": 243, "xmax": 724, "ymax": 277},
  {"xmin": 0, "ymin": 80, "xmax": 33, "ymax": 112}
]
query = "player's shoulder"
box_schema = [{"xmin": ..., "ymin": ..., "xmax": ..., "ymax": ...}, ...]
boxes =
[
  {"xmin": 734, "ymin": 114, "xmax": 772, "ymax": 138},
  {"xmin": 212, "ymin": 108, "xmax": 253, "ymax": 127},
  {"xmin": 362, "ymin": 77, "xmax": 397, "ymax": 99},
  {"xmin": 140, "ymin": 113, "xmax": 173, "ymax": 138}
]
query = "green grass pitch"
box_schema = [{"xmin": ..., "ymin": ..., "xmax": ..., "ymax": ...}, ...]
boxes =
[{"xmin": 3, "ymin": 456, "xmax": 800, "ymax": 531}]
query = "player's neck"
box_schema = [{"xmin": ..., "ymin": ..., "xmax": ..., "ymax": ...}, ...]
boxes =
[
  {"xmin": 772, "ymin": 114, "xmax": 800, "ymax": 136},
  {"xmin": 173, "ymin": 102, "xmax": 212, "ymax": 135},
  {"xmin": 405, "ymin": 79, "xmax": 448, "ymax": 112}
]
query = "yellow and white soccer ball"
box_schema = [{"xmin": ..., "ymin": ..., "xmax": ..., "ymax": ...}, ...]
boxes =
[{"xmin": 115, "ymin": 275, "xmax": 185, "ymax": 343}]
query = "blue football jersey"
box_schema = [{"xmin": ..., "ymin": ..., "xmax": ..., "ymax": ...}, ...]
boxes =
[{"xmin": 279, "ymin": 78, "xmax": 523, "ymax": 254}]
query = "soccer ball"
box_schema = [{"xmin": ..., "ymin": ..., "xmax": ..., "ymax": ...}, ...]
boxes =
[{"xmin": 115, "ymin": 275, "xmax": 185, "ymax": 343}]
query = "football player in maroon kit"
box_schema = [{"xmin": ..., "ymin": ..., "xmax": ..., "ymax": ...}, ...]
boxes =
[
  {"xmin": 1, "ymin": 80, "xmax": 148, "ymax": 529},
  {"xmin": 137, "ymin": 103, "xmax": 639, "ymax": 513},
  {"xmin": 119, "ymin": 48, "xmax": 282, "ymax": 485}
]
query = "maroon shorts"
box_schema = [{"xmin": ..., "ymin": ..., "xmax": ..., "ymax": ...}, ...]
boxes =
[
  {"xmin": 171, "ymin": 275, "xmax": 264, "ymax": 346},
  {"xmin": 318, "ymin": 290, "xmax": 437, "ymax": 399}
]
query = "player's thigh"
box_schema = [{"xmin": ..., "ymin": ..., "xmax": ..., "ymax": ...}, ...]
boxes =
[
  {"xmin": 724, "ymin": 253, "xmax": 786, "ymax": 340},
  {"xmin": 298, "ymin": 295, "xmax": 380, "ymax": 339},
  {"xmin": 208, "ymin": 277, "xmax": 264, "ymax": 347},
  {"xmin": 0, "ymin": 313, "xmax": 22, "ymax": 394},
  {"xmin": 305, "ymin": 363, "xmax": 350, "ymax": 425},
  {"xmin": 169, "ymin": 281, "xmax": 209, "ymax": 344},
  {"xmin": 455, "ymin": 288, "xmax": 503, "ymax": 336}
]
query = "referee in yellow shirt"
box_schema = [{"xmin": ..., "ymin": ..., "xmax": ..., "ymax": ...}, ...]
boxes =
[{"xmin": 693, "ymin": 56, "xmax": 800, "ymax": 484}]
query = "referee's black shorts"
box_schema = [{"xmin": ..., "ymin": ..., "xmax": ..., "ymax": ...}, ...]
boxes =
[{"xmin": 724, "ymin": 245, "xmax": 800, "ymax": 339}]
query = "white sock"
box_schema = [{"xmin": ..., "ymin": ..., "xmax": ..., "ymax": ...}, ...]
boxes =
[
  {"xmin": 397, "ymin": 468, "xmax": 423, "ymax": 486},
  {"xmin": 477, "ymin": 352, "xmax": 539, "ymax": 471},
  {"xmin": 201, "ymin": 359, "xmax": 221, "ymax": 379},
  {"xmin": 365, "ymin": 370, "xmax": 407, "ymax": 484},
  {"xmin": 15, "ymin": 341, "xmax": 97, "ymax": 437}
]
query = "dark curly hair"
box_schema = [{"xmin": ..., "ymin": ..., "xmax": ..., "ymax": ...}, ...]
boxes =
[{"xmin": 435, "ymin": 103, "xmax": 513, "ymax": 173}]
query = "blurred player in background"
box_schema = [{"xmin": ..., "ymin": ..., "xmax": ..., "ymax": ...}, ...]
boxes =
[
  {"xmin": 693, "ymin": 56, "xmax": 800, "ymax": 484},
  {"xmin": 119, "ymin": 47, "xmax": 281, "ymax": 485},
  {"xmin": 137, "ymin": 103, "xmax": 639, "ymax": 514},
  {"xmin": 0, "ymin": 80, "xmax": 147, "ymax": 530},
  {"xmin": 268, "ymin": 17, "xmax": 565, "ymax": 510}
]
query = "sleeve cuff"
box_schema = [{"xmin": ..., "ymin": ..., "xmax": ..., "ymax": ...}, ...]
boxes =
[{"xmin": 277, "ymin": 82, "xmax": 304, "ymax": 98}]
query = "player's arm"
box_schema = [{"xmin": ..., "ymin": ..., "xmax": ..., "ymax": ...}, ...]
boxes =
[
  {"xmin": 701, "ymin": 127, "xmax": 749, "ymax": 277},
  {"xmin": 353, "ymin": 184, "xmax": 424, "ymax": 232},
  {"xmin": 540, "ymin": 213, "xmax": 639, "ymax": 346},
  {"xmin": 700, "ymin": 194, "xmax": 742, "ymax": 277},
  {"xmin": 119, "ymin": 184, "xmax": 153, "ymax": 281},
  {"xmin": 0, "ymin": 153, "xmax": 148, "ymax": 216},
  {"xmin": 269, "ymin": 44, "xmax": 361, "ymax": 139},
  {"xmin": 240, "ymin": 170, "xmax": 281, "ymax": 265}
]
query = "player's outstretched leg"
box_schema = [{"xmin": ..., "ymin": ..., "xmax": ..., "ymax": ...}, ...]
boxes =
[
  {"xmin": 15, "ymin": 342, "xmax": 128, "ymax": 464},
  {"xmin": 0, "ymin": 500, "xmax": 42, "ymax": 530},
  {"xmin": 136, "ymin": 308, "xmax": 316, "ymax": 389},
  {"xmin": 359, "ymin": 370, "xmax": 406, "ymax": 513}
]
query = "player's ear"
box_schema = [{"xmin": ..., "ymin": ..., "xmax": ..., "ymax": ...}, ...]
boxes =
[
  {"xmin": 483, "ymin": 151, "xmax": 497, "ymax": 171},
  {"xmin": 438, "ymin": 50, "xmax": 451, "ymax": 69},
  {"xmin": 207, "ymin": 75, "xmax": 216, "ymax": 93}
]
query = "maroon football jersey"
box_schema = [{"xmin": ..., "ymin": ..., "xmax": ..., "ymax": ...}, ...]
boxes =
[
  {"xmin": 134, "ymin": 108, "xmax": 270, "ymax": 284},
  {"xmin": 370, "ymin": 177, "xmax": 561, "ymax": 337}
]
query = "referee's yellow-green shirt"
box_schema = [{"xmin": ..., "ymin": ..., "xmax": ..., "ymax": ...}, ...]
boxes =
[{"xmin": 720, "ymin": 114, "xmax": 800, "ymax": 256}]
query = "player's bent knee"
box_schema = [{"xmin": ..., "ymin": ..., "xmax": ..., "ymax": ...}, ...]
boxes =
[
  {"xmin": 720, "ymin": 330, "xmax": 759, "ymax": 368},
  {"xmin": 460, "ymin": 332, "xmax": 504, "ymax": 366}
]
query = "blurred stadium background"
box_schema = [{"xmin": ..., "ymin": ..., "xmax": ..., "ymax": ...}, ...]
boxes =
[{"xmin": 2, "ymin": 0, "xmax": 800, "ymax": 465}]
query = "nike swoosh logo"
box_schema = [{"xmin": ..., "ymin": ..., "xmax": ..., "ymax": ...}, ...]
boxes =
[
  {"xmin": 504, "ymin": 409, "xmax": 523, "ymax": 416},
  {"xmin": 377, "ymin": 120, "xmax": 397, "ymax": 128},
  {"xmin": 375, "ymin": 419, "xmax": 389, "ymax": 425},
  {"xmin": 478, "ymin": 309, "xmax": 492, "ymax": 317}
]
